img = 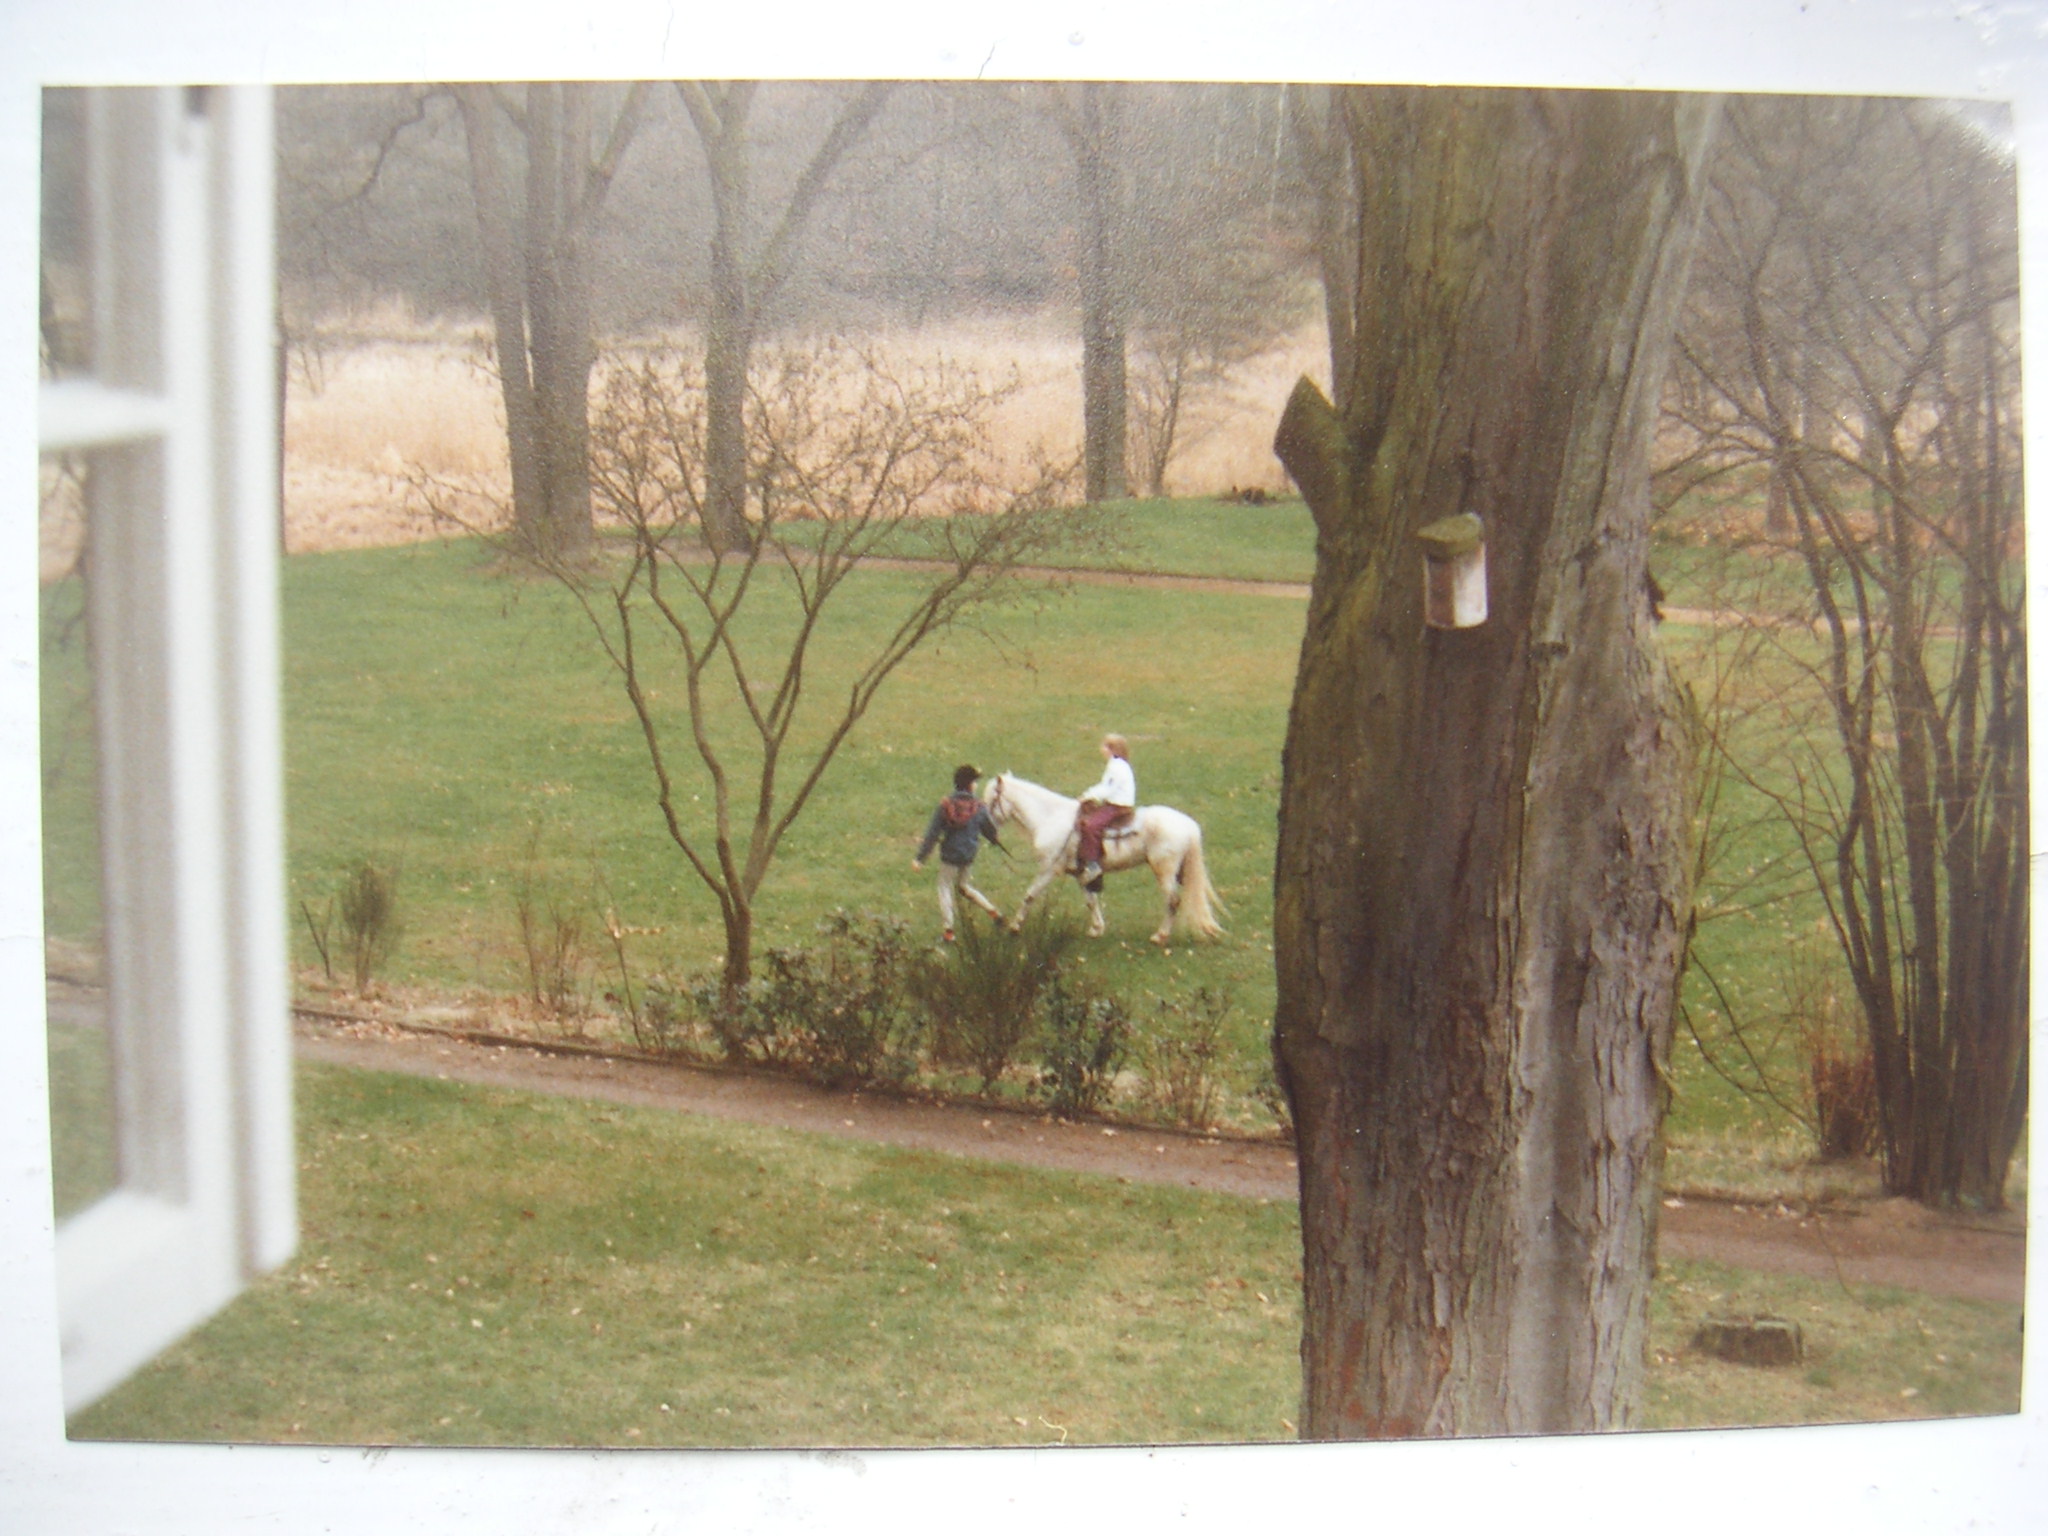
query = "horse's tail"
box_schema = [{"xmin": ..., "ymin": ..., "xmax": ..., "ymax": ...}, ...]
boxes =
[{"xmin": 1176, "ymin": 829, "xmax": 1225, "ymax": 939}]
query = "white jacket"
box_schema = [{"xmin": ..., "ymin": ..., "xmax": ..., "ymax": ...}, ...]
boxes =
[{"xmin": 1082, "ymin": 755, "xmax": 1136, "ymax": 808}]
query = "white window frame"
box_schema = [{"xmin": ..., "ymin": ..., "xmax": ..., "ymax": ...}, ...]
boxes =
[{"xmin": 38, "ymin": 84, "xmax": 293, "ymax": 1414}]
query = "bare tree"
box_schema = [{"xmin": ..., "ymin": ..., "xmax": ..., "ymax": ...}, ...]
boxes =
[
  {"xmin": 1271, "ymin": 86, "xmax": 1715, "ymax": 1438},
  {"xmin": 1126, "ymin": 270, "xmax": 1305, "ymax": 498},
  {"xmin": 454, "ymin": 82, "xmax": 650, "ymax": 558},
  {"xmin": 675, "ymin": 81, "xmax": 896, "ymax": 553},
  {"xmin": 1122, "ymin": 90, "xmax": 1313, "ymax": 498},
  {"xmin": 461, "ymin": 343, "xmax": 1077, "ymax": 999},
  {"xmin": 1041, "ymin": 83, "xmax": 1131, "ymax": 504},
  {"xmin": 1663, "ymin": 97, "xmax": 2025, "ymax": 1209},
  {"xmin": 1281, "ymin": 84, "xmax": 1358, "ymax": 413}
]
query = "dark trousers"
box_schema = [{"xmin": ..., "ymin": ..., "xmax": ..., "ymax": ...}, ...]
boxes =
[{"xmin": 1077, "ymin": 803, "xmax": 1130, "ymax": 864}]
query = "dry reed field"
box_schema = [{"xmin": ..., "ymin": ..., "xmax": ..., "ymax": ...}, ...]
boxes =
[{"xmin": 282, "ymin": 315, "xmax": 1325, "ymax": 553}]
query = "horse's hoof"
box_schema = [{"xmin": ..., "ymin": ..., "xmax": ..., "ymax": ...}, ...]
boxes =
[{"xmin": 1150, "ymin": 932, "xmax": 1169, "ymax": 947}]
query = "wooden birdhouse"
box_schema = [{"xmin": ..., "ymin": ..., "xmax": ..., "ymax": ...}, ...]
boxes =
[{"xmin": 1417, "ymin": 512, "xmax": 1488, "ymax": 629}]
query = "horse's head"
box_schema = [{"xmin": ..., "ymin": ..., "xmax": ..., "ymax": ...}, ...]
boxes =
[{"xmin": 984, "ymin": 771, "xmax": 1012, "ymax": 823}]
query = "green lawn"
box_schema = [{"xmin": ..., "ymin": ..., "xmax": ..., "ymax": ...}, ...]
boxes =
[
  {"xmin": 1065, "ymin": 497, "xmax": 1319, "ymax": 583},
  {"xmin": 69, "ymin": 1063, "xmax": 2022, "ymax": 1445},
  {"xmin": 275, "ymin": 535, "xmax": 1301, "ymax": 1125},
  {"xmin": 784, "ymin": 495, "xmax": 1321, "ymax": 584},
  {"xmin": 38, "ymin": 507, "xmax": 2007, "ymax": 1174},
  {"xmin": 263, "ymin": 530, "xmax": 1851, "ymax": 1147},
  {"xmin": 74, "ymin": 1064, "xmax": 1307, "ymax": 1447}
]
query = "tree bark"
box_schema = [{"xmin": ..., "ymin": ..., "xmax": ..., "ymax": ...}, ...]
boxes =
[
  {"xmin": 1271, "ymin": 87, "xmax": 1716, "ymax": 1439},
  {"xmin": 455, "ymin": 85, "xmax": 548, "ymax": 545},
  {"xmin": 1053, "ymin": 83, "xmax": 1129, "ymax": 503},
  {"xmin": 456, "ymin": 82, "xmax": 646, "ymax": 558},
  {"xmin": 679, "ymin": 81, "xmax": 896, "ymax": 554}
]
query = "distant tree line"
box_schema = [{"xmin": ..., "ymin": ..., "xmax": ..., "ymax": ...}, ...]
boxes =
[
  {"xmin": 277, "ymin": 82, "xmax": 1320, "ymax": 350},
  {"xmin": 278, "ymin": 81, "xmax": 1327, "ymax": 533}
]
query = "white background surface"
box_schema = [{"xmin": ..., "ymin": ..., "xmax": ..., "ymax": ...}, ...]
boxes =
[{"xmin": 3, "ymin": 3, "xmax": 2043, "ymax": 1530}]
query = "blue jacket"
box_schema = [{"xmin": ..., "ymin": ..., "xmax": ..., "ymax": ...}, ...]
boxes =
[{"xmin": 917, "ymin": 793, "xmax": 1003, "ymax": 867}]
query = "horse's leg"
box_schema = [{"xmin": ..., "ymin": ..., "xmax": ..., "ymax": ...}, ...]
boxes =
[
  {"xmin": 1083, "ymin": 879, "xmax": 1106, "ymax": 937},
  {"xmin": 1010, "ymin": 865, "xmax": 1060, "ymax": 932},
  {"xmin": 1151, "ymin": 854, "xmax": 1181, "ymax": 946}
]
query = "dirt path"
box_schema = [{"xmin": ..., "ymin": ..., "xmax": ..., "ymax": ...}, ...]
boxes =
[{"xmin": 296, "ymin": 1013, "xmax": 2025, "ymax": 1306}]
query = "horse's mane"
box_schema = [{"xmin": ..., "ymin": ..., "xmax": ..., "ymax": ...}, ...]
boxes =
[{"xmin": 994, "ymin": 771, "xmax": 1071, "ymax": 802}]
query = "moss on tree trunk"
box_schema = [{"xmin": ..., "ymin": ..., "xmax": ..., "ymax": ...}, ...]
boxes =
[{"xmin": 1272, "ymin": 87, "xmax": 1717, "ymax": 1438}]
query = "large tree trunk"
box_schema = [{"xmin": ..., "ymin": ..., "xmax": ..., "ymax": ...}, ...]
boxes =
[
  {"xmin": 1271, "ymin": 87, "xmax": 1716, "ymax": 1439},
  {"xmin": 456, "ymin": 83, "xmax": 644, "ymax": 559},
  {"xmin": 1068, "ymin": 83, "xmax": 1128, "ymax": 503},
  {"xmin": 691, "ymin": 82, "xmax": 759, "ymax": 555},
  {"xmin": 523, "ymin": 84, "xmax": 595, "ymax": 559},
  {"xmin": 455, "ymin": 85, "xmax": 549, "ymax": 545}
]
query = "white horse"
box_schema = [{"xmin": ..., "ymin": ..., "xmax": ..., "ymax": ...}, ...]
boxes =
[{"xmin": 983, "ymin": 772, "xmax": 1224, "ymax": 945}]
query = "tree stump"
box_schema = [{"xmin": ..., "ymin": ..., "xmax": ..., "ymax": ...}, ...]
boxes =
[{"xmin": 1692, "ymin": 1315, "xmax": 1805, "ymax": 1367}]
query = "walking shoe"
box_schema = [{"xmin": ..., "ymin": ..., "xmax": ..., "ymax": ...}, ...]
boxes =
[{"xmin": 942, "ymin": 928, "xmax": 955, "ymax": 943}]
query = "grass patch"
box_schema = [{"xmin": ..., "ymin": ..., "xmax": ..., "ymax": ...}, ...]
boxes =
[
  {"xmin": 41, "ymin": 502, "xmax": 2005, "ymax": 1171},
  {"xmin": 44, "ymin": 988, "xmax": 116, "ymax": 1220},
  {"xmin": 274, "ymin": 536, "xmax": 1298, "ymax": 1125},
  {"xmin": 69, "ymin": 1063, "xmax": 2021, "ymax": 1446},
  {"xmin": 1662, "ymin": 1126, "xmax": 1883, "ymax": 1207},
  {"xmin": 1044, "ymin": 497, "xmax": 1318, "ymax": 584},
  {"xmin": 261, "ymin": 531, "xmax": 1846, "ymax": 1149},
  {"xmin": 787, "ymin": 496, "xmax": 1319, "ymax": 584},
  {"xmin": 1644, "ymin": 1256, "xmax": 2023, "ymax": 1430},
  {"xmin": 73, "ymin": 1064, "xmax": 1306, "ymax": 1448}
]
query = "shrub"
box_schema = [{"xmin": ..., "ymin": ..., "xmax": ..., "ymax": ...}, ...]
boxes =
[
  {"xmin": 1033, "ymin": 977, "xmax": 1130, "ymax": 1120},
  {"xmin": 633, "ymin": 975, "xmax": 696, "ymax": 1057},
  {"xmin": 1809, "ymin": 1038, "xmax": 1881, "ymax": 1161},
  {"xmin": 336, "ymin": 860, "xmax": 401, "ymax": 993},
  {"xmin": 515, "ymin": 883, "xmax": 589, "ymax": 1020},
  {"xmin": 674, "ymin": 912, "xmax": 926, "ymax": 1085},
  {"xmin": 1143, "ymin": 986, "xmax": 1231, "ymax": 1129},
  {"xmin": 682, "ymin": 970, "xmax": 795, "ymax": 1068},
  {"xmin": 756, "ymin": 912, "xmax": 924, "ymax": 1090},
  {"xmin": 1252, "ymin": 1044, "xmax": 1293, "ymax": 1139},
  {"xmin": 914, "ymin": 908, "xmax": 1079, "ymax": 1093},
  {"xmin": 1785, "ymin": 938, "xmax": 1880, "ymax": 1162}
]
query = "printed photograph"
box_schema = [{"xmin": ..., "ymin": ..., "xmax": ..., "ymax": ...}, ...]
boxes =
[{"xmin": 36, "ymin": 77, "xmax": 2024, "ymax": 1450}]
